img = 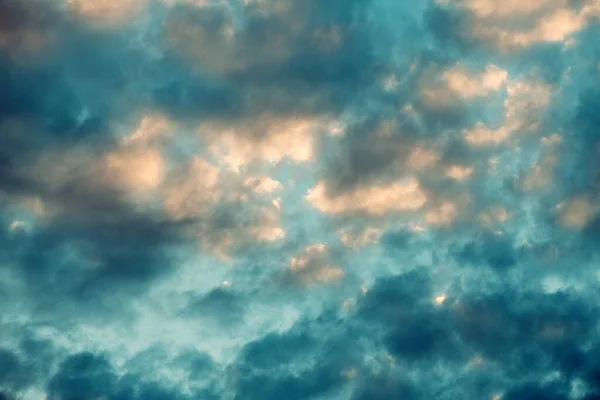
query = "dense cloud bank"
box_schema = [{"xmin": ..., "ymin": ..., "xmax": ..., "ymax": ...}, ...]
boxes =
[{"xmin": 1, "ymin": 0, "xmax": 600, "ymax": 399}]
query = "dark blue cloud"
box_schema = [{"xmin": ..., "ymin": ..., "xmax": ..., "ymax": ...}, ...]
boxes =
[
  {"xmin": 47, "ymin": 353, "xmax": 118, "ymax": 400},
  {"xmin": 453, "ymin": 233, "xmax": 517, "ymax": 271},
  {"xmin": 182, "ymin": 286, "xmax": 247, "ymax": 326},
  {"xmin": 45, "ymin": 349, "xmax": 221, "ymax": 400}
]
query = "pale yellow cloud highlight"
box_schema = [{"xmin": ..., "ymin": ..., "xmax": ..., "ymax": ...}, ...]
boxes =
[
  {"xmin": 162, "ymin": 0, "xmax": 215, "ymax": 7},
  {"xmin": 64, "ymin": 0, "xmax": 146, "ymax": 27},
  {"xmin": 339, "ymin": 227, "xmax": 384, "ymax": 249},
  {"xmin": 249, "ymin": 206, "xmax": 286, "ymax": 242},
  {"xmin": 478, "ymin": 206, "xmax": 511, "ymax": 227},
  {"xmin": 9, "ymin": 221, "xmax": 24, "ymax": 231},
  {"xmin": 207, "ymin": 118, "xmax": 319, "ymax": 171},
  {"xmin": 421, "ymin": 64, "xmax": 508, "ymax": 107},
  {"xmin": 126, "ymin": 115, "xmax": 172, "ymax": 143},
  {"xmin": 435, "ymin": 294, "xmax": 448, "ymax": 305},
  {"xmin": 30, "ymin": 115, "xmax": 169, "ymax": 203},
  {"xmin": 558, "ymin": 196, "xmax": 594, "ymax": 229},
  {"xmin": 464, "ymin": 123, "xmax": 511, "ymax": 146},
  {"xmin": 289, "ymin": 244, "xmax": 344, "ymax": 285},
  {"xmin": 407, "ymin": 147, "xmax": 441, "ymax": 170},
  {"xmin": 459, "ymin": 0, "xmax": 563, "ymax": 20},
  {"xmin": 424, "ymin": 201, "xmax": 460, "ymax": 226},
  {"xmin": 520, "ymin": 135, "xmax": 563, "ymax": 191},
  {"xmin": 504, "ymin": 80, "xmax": 552, "ymax": 129},
  {"xmin": 465, "ymin": 78, "xmax": 552, "ymax": 146},
  {"xmin": 243, "ymin": 176, "xmax": 283, "ymax": 195},
  {"xmin": 105, "ymin": 147, "xmax": 165, "ymax": 194},
  {"xmin": 461, "ymin": 0, "xmax": 600, "ymax": 50},
  {"xmin": 444, "ymin": 64, "xmax": 508, "ymax": 98},
  {"xmin": 523, "ymin": 157, "xmax": 560, "ymax": 191},
  {"xmin": 445, "ymin": 165, "xmax": 474, "ymax": 181},
  {"xmin": 164, "ymin": 158, "xmax": 220, "ymax": 220},
  {"xmin": 423, "ymin": 194, "xmax": 472, "ymax": 227},
  {"xmin": 306, "ymin": 178, "xmax": 428, "ymax": 216},
  {"xmin": 21, "ymin": 197, "xmax": 47, "ymax": 216},
  {"xmin": 163, "ymin": 157, "xmax": 285, "ymax": 258},
  {"xmin": 103, "ymin": 115, "xmax": 172, "ymax": 196}
]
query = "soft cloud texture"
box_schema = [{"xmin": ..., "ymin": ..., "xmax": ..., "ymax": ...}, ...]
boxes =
[{"xmin": 2, "ymin": 0, "xmax": 600, "ymax": 399}]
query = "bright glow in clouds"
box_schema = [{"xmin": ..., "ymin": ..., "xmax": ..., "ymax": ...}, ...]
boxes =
[
  {"xmin": 105, "ymin": 147, "xmax": 165, "ymax": 194},
  {"xmin": 435, "ymin": 294, "xmax": 448, "ymax": 305},
  {"xmin": 460, "ymin": 0, "xmax": 600, "ymax": 50},
  {"xmin": 407, "ymin": 146, "xmax": 440, "ymax": 170},
  {"xmin": 444, "ymin": 64, "xmax": 508, "ymax": 98},
  {"xmin": 465, "ymin": 78, "xmax": 552, "ymax": 146},
  {"xmin": 559, "ymin": 196, "xmax": 594, "ymax": 229},
  {"xmin": 164, "ymin": 157, "xmax": 220, "ymax": 219},
  {"xmin": 289, "ymin": 244, "xmax": 344, "ymax": 285},
  {"xmin": 459, "ymin": 0, "xmax": 557, "ymax": 19},
  {"xmin": 425, "ymin": 201, "xmax": 459, "ymax": 226},
  {"xmin": 421, "ymin": 64, "xmax": 508, "ymax": 106},
  {"xmin": 244, "ymin": 176, "xmax": 283, "ymax": 195},
  {"xmin": 65, "ymin": 0, "xmax": 146, "ymax": 26},
  {"xmin": 445, "ymin": 165, "xmax": 474, "ymax": 181},
  {"xmin": 207, "ymin": 118, "xmax": 319, "ymax": 170},
  {"xmin": 306, "ymin": 178, "xmax": 428, "ymax": 216},
  {"xmin": 339, "ymin": 227, "xmax": 384, "ymax": 249}
]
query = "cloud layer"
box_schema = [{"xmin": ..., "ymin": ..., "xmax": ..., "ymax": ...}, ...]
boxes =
[{"xmin": 2, "ymin": 0, "xmax": 600, "ymax": 399}]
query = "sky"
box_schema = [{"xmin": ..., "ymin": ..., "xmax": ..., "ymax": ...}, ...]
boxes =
[{"xmin": 1, "ymin": 0, "xmax": 600, "ymax": 399}]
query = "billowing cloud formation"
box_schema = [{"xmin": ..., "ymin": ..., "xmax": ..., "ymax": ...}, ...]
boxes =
[{"xmin": 2, "ymin": 0, "xmax": 600, "ymax": 399}]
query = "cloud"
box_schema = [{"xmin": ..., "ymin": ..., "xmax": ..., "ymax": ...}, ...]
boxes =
[
  {"xmin": 182, "ymin": 286, "xmax": 247, "ymax": 326},
  {"xmin": 0, "ymin": 1, "xmax": 59, "ymax": 59},
  {"xmin": 420, "ymin": 63, "xmax": 508, "ymax": 106},
  {"xmin": 158, "ymin": 0, "xmax": 379, "ymax": 122},
  {"xmin": 62, "ymin": 0, "xmax": 147, "ymax": 27},
  {"xmin": 204, "ymin": 117, "xmax": 322, "ymax": 170},
  {"xmin": 288, "ymin": 244, "xmax": 344, "ymax": 285},
  {"xmin": 44, "ymin": 350, "xmax": 221, "ymax": 400},
  {"xmin": 3, "ymin": 0, "xmax": 600, "ymax": 398},
  {"xmin": 559, "ymin": 196, "xmax": 595, "ymax": 229},
  {"xmin": 464, "ymin": 76, "xmax": 553, "ymax": 146},
  {"xmin": 306, "ymin": 178, "xmax": 428, "ymax": 216},
  {"xmin": 440, "ymin": 0, "xmax": 600, "ymax": 51}
]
